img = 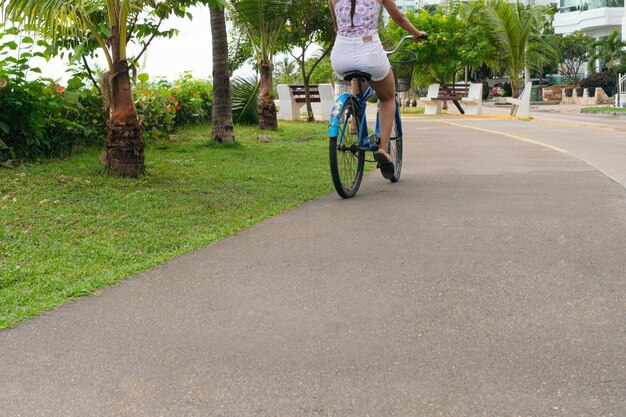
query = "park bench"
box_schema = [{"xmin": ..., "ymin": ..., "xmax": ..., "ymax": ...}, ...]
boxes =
[
  {"xmin": 420, "ymin": 83, "xmax": 483, "ymax": 115},
  {"xmin": 505, "ymin": 82, "xmax": 532, "ymax": 117},
  {"xmin": 277, "ymin": 83, "xmax": 334, "ymax": 121}
]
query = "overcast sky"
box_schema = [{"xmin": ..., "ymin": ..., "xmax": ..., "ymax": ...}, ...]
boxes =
[{"xmin": 33, "ymin": 5, "xmax": 217, "ymax": 83}]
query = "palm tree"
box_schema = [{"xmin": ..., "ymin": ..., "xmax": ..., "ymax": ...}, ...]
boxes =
[
  {"xmin": 229, "ymin": 0, "xmax": 291, "ymax": 129},
  {"xmin": 2, "ymin": 0, "xmax": 147, "ymax": 176},
  {"xmin": 466, "ymin": 0, "xmax": 552, "ymax": 96},
  {"xmin": 209, "ymin": 0, "xmax": 235, "ymax": 143},
  {"xmin": 588, "ymin": 30, "xmax": 626, "ymax": 72},
  {"xmin": 275, "ymin": 56, "xmax": 297, "ymax": 80}
]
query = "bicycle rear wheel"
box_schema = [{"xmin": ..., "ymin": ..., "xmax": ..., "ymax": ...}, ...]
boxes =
[
  {"xmin": 388, "ymin": 115, "xmax": 403, "ymax": 183},
  {"xmin": 329, "ymin": 98, "xmax": 365, "ymax": 198}
]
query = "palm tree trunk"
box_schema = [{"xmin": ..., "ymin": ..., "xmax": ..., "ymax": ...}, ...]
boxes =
[
  {"xmin": 102, "ymin": 24, "xmax": 145, "ymax": 177},
  {"xmin": 210, "ymin": 3, "xmax": 235, "ymax": 143},
  {"xmin": 259, "ymin": 59, "xmax": 277, "ymax": 130}
]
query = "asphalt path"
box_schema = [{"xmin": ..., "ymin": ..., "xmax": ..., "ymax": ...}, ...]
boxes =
[{"xmin": 1, "ymin": 112, "xmax": 626, "ymax": 416}]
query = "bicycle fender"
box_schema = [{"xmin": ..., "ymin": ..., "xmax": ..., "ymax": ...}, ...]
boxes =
[
  {"xmin": 328, "ymin": 93, "xmax": 353, "ymax": 138},
  {"xmin": 394, "ymin": 98, "xmax": 403, "ymax": 139}
]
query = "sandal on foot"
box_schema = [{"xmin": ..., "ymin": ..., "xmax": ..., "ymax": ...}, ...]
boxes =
[{"xmin": 374, "ymin": 150, "xmax": 394, "ymax": 179}]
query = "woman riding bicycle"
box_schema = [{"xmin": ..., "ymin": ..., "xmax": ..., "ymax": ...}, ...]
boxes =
[{"xmin": 329, "ymin": 0, "xmax": 426, "ymax": 178}]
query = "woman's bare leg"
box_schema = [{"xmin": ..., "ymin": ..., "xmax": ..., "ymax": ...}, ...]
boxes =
[{"xmin": 370, "ymin": 70, "xmax": 396, "ymax": 154}]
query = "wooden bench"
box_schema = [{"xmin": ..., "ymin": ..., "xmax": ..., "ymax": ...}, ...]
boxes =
[
  {"xmin": 434, "ymin": 83, "xmax": 470, "ymax": 114},
  {"xmin": 288, "ymin": 84, "xmax": 321, "ymax": 104},
  {"xmin": 277, "ymin": 84, "xmax": 334, "ymax": 121},
  {"xmin": 420, "ymin": 83, "xmax": 483, "ymax": 115}
]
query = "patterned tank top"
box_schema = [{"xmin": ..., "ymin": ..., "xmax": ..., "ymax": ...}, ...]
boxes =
[{"xmin": 334, "ymin": 0, "xmax": 380, "ymax": 38}]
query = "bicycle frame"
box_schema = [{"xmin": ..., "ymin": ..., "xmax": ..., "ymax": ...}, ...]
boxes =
[
  {"xmin": 329, "ymin": 85, "xmax": 403, "ymax": 153},
  {"xmin": 328, "ymin": 34, "xmax": 418, "ymax": 197}
]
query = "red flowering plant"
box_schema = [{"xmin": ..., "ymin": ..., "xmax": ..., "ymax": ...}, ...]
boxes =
[
  {"xmin": 0, "ymin": 25, "xmax": 105, "ymax": 162},
  {"xmin": 134, "ymin": 72, "xmax": 213, "ymax": 141}
]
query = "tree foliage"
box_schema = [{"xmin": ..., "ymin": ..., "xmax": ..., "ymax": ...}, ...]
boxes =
[
  {"xmin": 1, "ymin": 0, "xmax": 223, "ymax": 175},
  {"xmin": 558, "ymin": 31, "xmax": 593, "ymax": 83},
  {"xmin": 277, "ymin": 0, "xmax": 333, "ymax": 121},
  {"xmin": 463, "ymin": 0, "xmax": 556, "ymax": 96},
  {"xmin": 228, "ymin": 27, "xmax": 255, "ymax": 76},
  {"xmin": 307, "ymin": 56, "xmax": 334, "ymax": 84},
  {"xmin": 588, "ymin": 30, "xmax": 626, "ymax": 73},
  {"xmin": 384, "ymin": 8, "xmax": 495, "ymax": 85},
  {"xmin": 229, "ymin": 0, "xmax": 292, "ymax": 129},
  {"xmin": 2, "ymin": 0, "xmax": 214, "ymax": 77}
]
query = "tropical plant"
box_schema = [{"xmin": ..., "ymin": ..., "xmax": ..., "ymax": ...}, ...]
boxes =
[
  {"xmin": 465, "ymin": 0, "xmax": 555, "ymax": 96},
  {"xmin": 230, "ymin": 0, "xmax": 292, "ymax": 129},
  {"xmin": 0, "ymin": 28, "xmax": 105, "ymax": 163},
  {"xmin": 228, "ymin": 28, "xmax": 255, "ymax": 77},
  {"xmin": 135, "ymin": 73, "xmax": 213, "ymax": 141},
  {"xmin": 231, "ymin": 74, "xmax": 260, "ymax": 124},
  {"xmin": 588, "ymin": 30, "xmax": 626, "ymax": 73},
  {"xmin": 275, "ymin": 55, "xmax": 297, "ymax": 80},
  {"xmin": 527, "ymin": 33, "xmax": 561, "ymax": 81},
  {"xmin": 0, "ymin": 0, "xmax": 211, "ymax": 176}
]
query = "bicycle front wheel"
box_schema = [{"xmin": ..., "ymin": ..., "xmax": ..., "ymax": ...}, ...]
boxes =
[
  {"xmin": 388, "ymin": 115, "xmax": 403, "ymax": 183},
  {"xmin": 329, "ymin": 99, "xmax": 365, "ymax": 198}
]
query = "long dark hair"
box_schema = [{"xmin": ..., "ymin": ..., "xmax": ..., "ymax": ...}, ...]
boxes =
[{"xmin": 350, "ymin": 0, "xmax": 356, "ymax": 27}]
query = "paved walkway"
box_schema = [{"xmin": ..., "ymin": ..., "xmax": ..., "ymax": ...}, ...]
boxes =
[{"xmin": 2, "ymin": 108, "xmax": 626, "ymax": 416}]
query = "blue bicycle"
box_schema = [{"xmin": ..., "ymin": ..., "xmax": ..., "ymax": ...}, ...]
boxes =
[{"xmin": 328, "ymin": 35, "xmax": 418, "ymax": 199}]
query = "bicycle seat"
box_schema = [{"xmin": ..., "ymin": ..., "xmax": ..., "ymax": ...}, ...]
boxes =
[{"xmin": 343, "ymin": 71, "xmax": 372, "ymax": 82}]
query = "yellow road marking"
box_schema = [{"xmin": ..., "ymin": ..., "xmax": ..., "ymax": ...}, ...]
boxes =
[
  {"xmin": 402, "ymin": 116, "xmax": 510, "ymax": 121},
  {"xmin": 401, "ymin": 112, "xmax": 625, "ymax": 132},
  {"xmin": 445, "ymin": 122, "xmax": 568, "ymax": 154},
  {"xmin": 400, "ymin": 114, "xmax": 515, "ymax": 121}
]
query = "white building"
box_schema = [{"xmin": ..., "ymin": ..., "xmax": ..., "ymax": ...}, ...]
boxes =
[
  {"xmin": 392, "ymin": 0, "xmax": 553, "ymax": 11},
  {"xmin": 392, "ymin": 0, "xmax": 626, "ymax": 43},
  {"xmin": 553, "ymin": 0, "xmax": 626, "ymax": 40}
]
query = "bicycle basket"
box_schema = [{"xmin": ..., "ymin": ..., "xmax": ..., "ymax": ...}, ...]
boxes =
[{"xmin": 389, "ymin": 50, "xmax": 417, "ymax": 93}]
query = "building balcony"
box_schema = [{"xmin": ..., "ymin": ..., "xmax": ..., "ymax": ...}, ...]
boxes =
[
  {"xmin": 554, "ymin": 5, "xmax": 625, "ymax": 34},
  {"xmin": 559, "ymin": 0, "xmax": 623, "ymax": 13}
]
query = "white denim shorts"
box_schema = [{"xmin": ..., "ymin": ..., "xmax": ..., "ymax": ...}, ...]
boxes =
[{"xmin": 330, "ymin": 34, "xmax": 391, "ymax": 82}]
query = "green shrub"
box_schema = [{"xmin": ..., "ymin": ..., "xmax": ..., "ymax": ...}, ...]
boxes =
[
  {"xmin": 0, "ymin": 26, "xmax": 216, "ymax": 163},
  {"xmin": 580, "ymin": 71, "xmax": 616, "ymax": 97},
  {"xmin": 0, "ymin": 26, "xmax": 106, "ymax": 163},
  {"xmin": 135, "ymin": 72, "xmax": 213, "ymax": 141},
  {"xmin": 172, "ymin": 72, "xmax": 213, "ymax": 126},
  {"xmin": 0, "ymin": 75, "xmax": 105, "ymax": 161}
]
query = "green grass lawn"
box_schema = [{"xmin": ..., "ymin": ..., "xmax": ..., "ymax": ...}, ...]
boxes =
[
  {"xmin": 400, "ymin": 106, "xmax": 425, "ymax": 115},
  {"xmin": 581, "ymin": 106, "xmax": 626, "ymax": 113},
  {"xmin": 0, "ymin": 121, "xmax": 337, "ymax": 329}
]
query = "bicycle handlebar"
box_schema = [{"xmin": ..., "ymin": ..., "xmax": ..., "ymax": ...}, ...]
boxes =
[{"xmin": 385, "ymin": 34, "xmax": 429, "ymax": 56}]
